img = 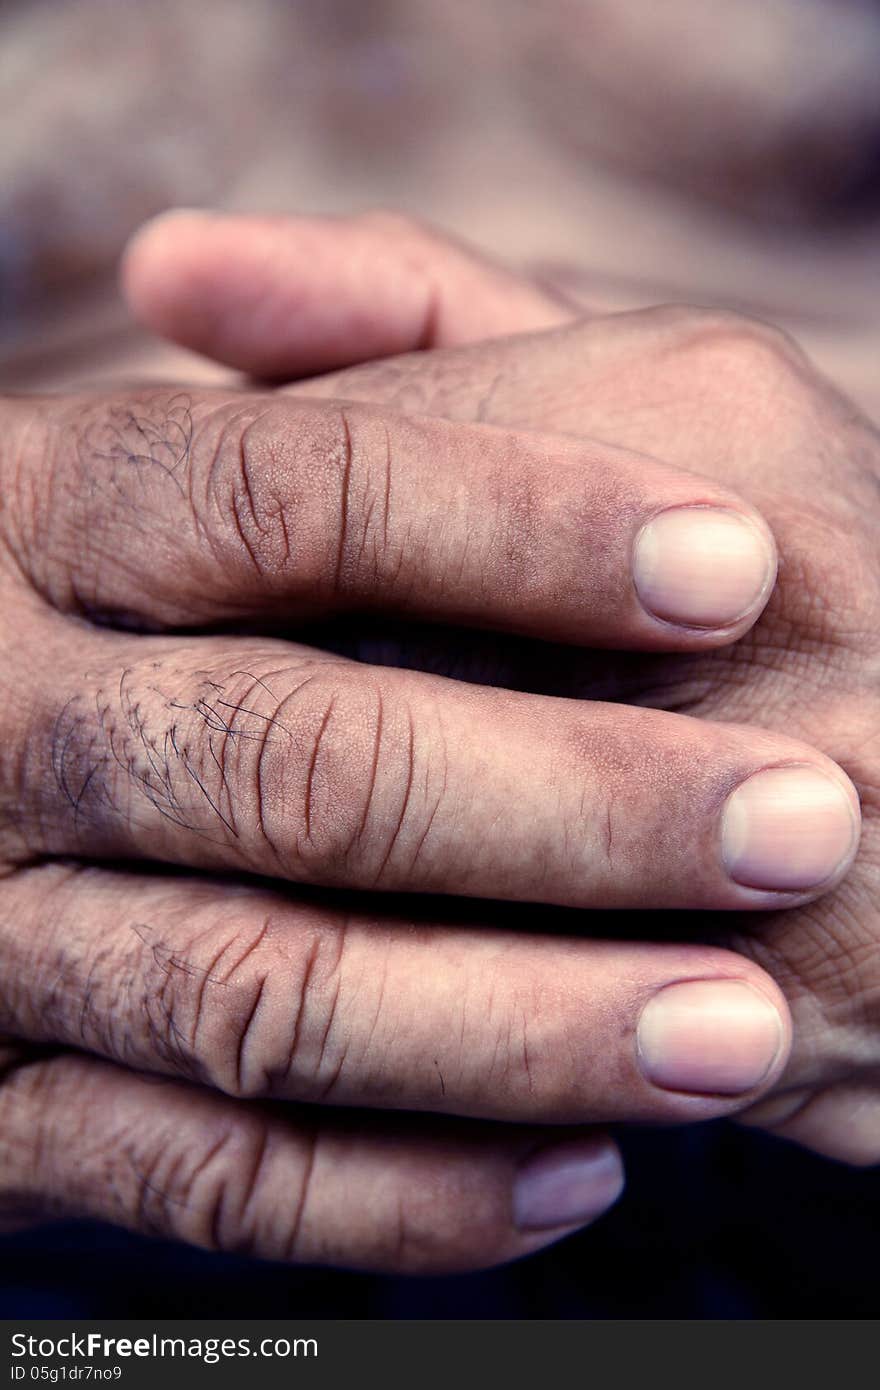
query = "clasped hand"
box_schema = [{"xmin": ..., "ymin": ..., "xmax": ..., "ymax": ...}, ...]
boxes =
[{"xmin": 0, "ymin": 210, "xmax": 876, "ymax": 1273}]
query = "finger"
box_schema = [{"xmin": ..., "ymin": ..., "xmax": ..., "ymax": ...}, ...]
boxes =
[
  {"xmin": 2, "ymin": 863, "xmax": 792, "ymax": 1120},
  {"xmin": 739, "ymin": 1085, "xmax": 880, "ymax": 1167},
  {"xmin": 0, "ymin": 1053, "xmax": 623, "ymax": 1272},
  {"xmin": 15, "ymin": 389, "xmax": 779, "ymax": 647},
  {"xmin": 121, "ymin": 209, "xmax": 573, "ymax": 378},
  {"xmin": 20, "ymin": 625, "xmax": 861, "ymax": 910}
]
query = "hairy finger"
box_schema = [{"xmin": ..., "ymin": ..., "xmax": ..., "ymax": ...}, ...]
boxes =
[
  {"xmin": 0, "ymin": 1053, "xmax": 623, "ymax": 1273},
  {"xmin": 0, "ymin": 863, "xmax": 792, "ymax": 1119},
  {"xmin": 16, "ymin": 625, "xmax": 861, "ymax": 911}
]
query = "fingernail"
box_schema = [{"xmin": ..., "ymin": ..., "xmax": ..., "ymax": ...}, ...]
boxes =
[
  {"xmin": 722, "ymin": 764, "xmax": 859, "ymax": 891},
  {"xmin": 633, "ymin": 506, "xmax": 775, "ymax": 628},
  {"xmin": 637, "ymin": 980, "xmax": 784, "ymax": 1094},
  {"xmin": 513, "ymin": 1137, "xmax": 624, "ymax": 1231}
]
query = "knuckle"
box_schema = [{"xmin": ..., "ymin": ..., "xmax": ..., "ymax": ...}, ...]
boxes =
[
  {"xmin": 255, "ymin": 670, "xmax": 438, "ymax": 886},
  {"xmin": 186, "ymin": 398, "xmax": 337, "ymax": 610},
  {"xmin": 138, "ymin": 906, "xmax": 353, "ymax": 1103},
  {"xmin": 254, "ymin": 915, "xmax": 350, "ymax": 1102},
  {"xmin": 201, "ymin": 399, "xmax": 396, "ymax": 604},
  {"xmin": 137, "ymin": 912, "xmax": 276, "ymax": 1097},
  {"xmin": 661, "ymin": 305, "xmax": 809, "ymax": 383},
  {"xmin": 202, "ymin": 409, "xmax": 297, "ymax": 586},
  {"xmin": 134, "ymin": 1115, "xmax": 326, "ymax": 1267},
  {"xmin": 285, "ymin": 672, "xmax": 382, "ymax": 872},
  {"xmin": 330, "ymin": 405, "xmax": 397, "ymax": 597},
  {"xmin": 628, "ymin": 305, "xmax": 830, "ymax": 466},
  {"xmin": 134, "ymin": 1111, "xmax": 303, "ymax": 1260}
]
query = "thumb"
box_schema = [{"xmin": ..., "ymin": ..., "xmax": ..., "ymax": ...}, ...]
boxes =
[{"xmin": 121, "ymin": 208, "xmax": 574, "ymax": 379}]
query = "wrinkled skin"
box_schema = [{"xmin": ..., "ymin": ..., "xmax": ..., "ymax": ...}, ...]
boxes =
[
  {"xmin": 284, "ymin": 299, "xmax": 880, "ymax": 1163},
  {"xmin": 2, "ymin": 342, "xmax": 826, "ymax": 1270},
  {"xmin": 2, "ymin": 213, "xmax": 878, "ymax": 1279},
  {"xmin": 140, "ymin": 207, "xmax": 879, "ymax": 1162}
]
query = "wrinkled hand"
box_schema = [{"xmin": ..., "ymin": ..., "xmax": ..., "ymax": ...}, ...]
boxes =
[
  {"xmin": 6, "ymin": 287, "xmax": 859, "ymax": 1268},
  {"xmin": 125, "ymin": 208, "xmax": 880, "ymax": 1165}
]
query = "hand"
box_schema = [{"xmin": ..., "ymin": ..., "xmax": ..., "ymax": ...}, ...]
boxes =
[
  {"xmin": 5, "ymin": 329, "xmax": 856, "ymax": 1267},
  {"xmin": 124, "ymin": 208, "xmax": 880, "ymax": 1164}
]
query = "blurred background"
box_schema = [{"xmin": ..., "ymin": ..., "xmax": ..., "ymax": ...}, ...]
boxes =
[
  {"xmin": 3, "ymin": 0, "xmax": 880, "ymax": 413},
  {"xmin": 2, "ymin": 0, "xmax": 879, "ymax": 1318}
]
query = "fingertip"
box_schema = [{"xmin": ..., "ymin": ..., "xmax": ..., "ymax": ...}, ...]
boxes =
[
  {"xmin": 636, "ymin": 975, "xmax": 791, "ymax": 1098},
  {"xmin": 120, "ymin": 207, "xmax": 216, "ymax": 328},
  {"xmin": 721, "ymin": 761, "xmax": 861, "ymax": 898},
  {"xmin": 632, "ymin": 504, "xmax": 778, "ymax": 641},
  {"xmin": 123, "ymin": 205, "xmax": 216, "ymax": 261},
  {"xmin": 512, "ymin": 1135, "xmax": 625, "ymax": 1234}
]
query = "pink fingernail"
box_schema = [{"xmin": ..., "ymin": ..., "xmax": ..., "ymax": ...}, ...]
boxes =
[
  {"xmin": 722, "ymin": 764, "xmax": 859, "ymax": 892},
  {"xmin": 633, "ymin": 506, "xmax": 775, "ymax": 628},
  {"xmin": 513, "ymin": 1138, "xmax": 624, "ymax": 1231},
  {"xmin": 637, "ymin": 979, "xmax": 784, "ymax": 1095}
]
